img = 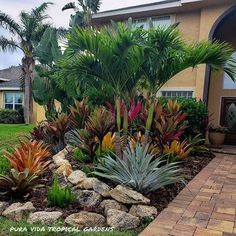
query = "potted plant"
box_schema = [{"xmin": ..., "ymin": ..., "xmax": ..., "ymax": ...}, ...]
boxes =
[{"xmin": 208, "ymin": 125, "xmax": 228, "ymax": 145}]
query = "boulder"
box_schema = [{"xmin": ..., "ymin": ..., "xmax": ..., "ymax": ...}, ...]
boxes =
[
  {"xmin": 52, "ymin": 148, "xmax": 68, "ymax": 161},
  {"xmin": 110, "ymin": 185, "xmax": 150, "ymax": 205},
  {"xmin": 77, "ymin": 190, "xmax": 102, "ymax": 208},
  {"xmin": 100, "ymin": 199, "xmax": 128, "ymax": 215},
  {"xmin": 0, "ymin": 201, "xmax": 9, "ymax": 215},
  {"xmin": 54, "ymin": 158, "xmax": 70, "ymax": 168},
  {"xmin": 93, "ymin": 180, "xmax": 111, "ymax": 197},
  {"xmin": 129, "ymin": 205, "xmax": 157, "ymax": 220},
  {"xmin": 2, "ymin": 202, "xmax": 35, "ymax": 221},
  {"xmin": 54, "ymin": 163, "xmax": 72, "ymax": 176},
  {"xmin": 68, "ymin": 170, "xmax": 87, "ymax": 185},
  {"xmin": 65, "ymin": 211, "xmax": 105, "ymax": 228},
  {"xmin": 106, "ymin": 209, "xmax": 140, "ymax": 229},
  {"xmin": 27, "ymin": 211, "xmax": 62, "ymax": 225},
  {"xmin": 76, "ymin": 178, "xmax": 99, "ymax": 189}
]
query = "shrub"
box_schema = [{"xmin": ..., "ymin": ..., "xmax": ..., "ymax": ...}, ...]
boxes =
[
  {"xmin": 93, "ymin": 143, "xmax": 184, "ymax": 193},
  {"xmin": 47, "ymin": 176, "xmax": 75, "ymax": 207},
  {"xmin": 158, "ymin": 98, "xmax": 208, "ymax": 137},
  {"xmin": 0, "ymin": 109, "xmax": 24, "ymax": 124},
  {"xmin": 3, "ymin": 140, "xmax": 51, "ymax": 176},
  {"xmin": 0, "ymin": 169, "xmax": 43, "ymax": 198}
]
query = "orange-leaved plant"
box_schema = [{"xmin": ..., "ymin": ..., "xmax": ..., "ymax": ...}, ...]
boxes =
[{"xmin": 4, "ymin": 140, "xmax": 51, "ymax": 176}]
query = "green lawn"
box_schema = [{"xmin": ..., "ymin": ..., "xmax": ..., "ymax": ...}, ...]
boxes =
[
  {"xmin": 0, "ymin": 217, "xmax": 137, "ymax": 236},
  {"xmin": 0, "ymin": 124, "xmax": 34, "ymax": 174}
]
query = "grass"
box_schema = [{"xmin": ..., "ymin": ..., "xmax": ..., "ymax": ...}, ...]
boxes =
[
  {"xmin": 0, "ymin": 124, "xmax": 34, "ymax": 174},
  {"xmin": 0, "ymin": 217, "xmax": 137, "ymax": 236}
]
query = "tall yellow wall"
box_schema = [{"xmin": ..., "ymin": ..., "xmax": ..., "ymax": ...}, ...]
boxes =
[
  {"xmin": 161, "ymin": 3, "xmax": 235, "ymax": 100},
  {"xmin": 0, "ymin": 91, "xmax": 3, "ymax": 109}
]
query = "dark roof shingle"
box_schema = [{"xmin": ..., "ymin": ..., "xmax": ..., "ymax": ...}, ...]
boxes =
[{"xmin": 0, "ymin": 66, "xmax": 22, "ymax": 89}]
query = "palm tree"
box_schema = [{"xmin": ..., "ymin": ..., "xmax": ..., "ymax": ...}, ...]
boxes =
[
  {"xmin": 62, "ymin": 0, "xmax": 102, "ymax": 27},
  {"xmin": 0, "ymin": 2, "xmax": 53, "ymax": 123},
  {"xmin": 141, "ymin": 25, "xmax": 236, "ymax": 146},
  {"xmin": 60, "ymin": 23, "xmax": 144, "ymax": 157}
]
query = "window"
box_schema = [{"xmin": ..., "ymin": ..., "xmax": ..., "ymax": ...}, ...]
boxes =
[
  {"xmin": 223, "ymin": 52, "xmax": 236, "ymax": 89},
  {"xmin": 161, "ymin": 91, "xmax": 193, "ymax": 99},
  {"xmin": 4, "ymin": 92, "xmax": 23, "ymax": 110},
  {"xmin": 133, "ymin": 15, "xmax": 173, "ymax": 29}
]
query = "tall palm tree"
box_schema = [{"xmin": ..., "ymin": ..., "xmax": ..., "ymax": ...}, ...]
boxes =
[
  {"xmin": 60, "ymin": 23, "xmax": 144, "ymax": 157},
  {"xmin": 0, "ymin": 2, "xmax": 53, "ymax": 123},
  {"xmin": 62, "ymin": 0, "xmax": 102, "ymax": 27},
  {"xmin": 141, "ymin": 25, "xmax": 236, "ymax": 146}
]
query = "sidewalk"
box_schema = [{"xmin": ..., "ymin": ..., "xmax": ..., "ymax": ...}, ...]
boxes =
[{"xmin": 140, "ymin": 153, "xmax": 236, "ymax": 236}]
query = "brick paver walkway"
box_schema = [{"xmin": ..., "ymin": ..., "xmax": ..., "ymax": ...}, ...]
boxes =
[{"xmin": 140, "ymin": 154, "xmax": 236, "ymax": 236}]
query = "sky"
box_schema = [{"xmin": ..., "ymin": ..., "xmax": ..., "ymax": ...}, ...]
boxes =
[{"xmin": 0, "ymin": 0, "xmax": 161, "ymax": 69}]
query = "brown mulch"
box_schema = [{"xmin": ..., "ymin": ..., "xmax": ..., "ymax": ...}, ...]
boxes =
[{"xmin": 0, "ymin": 152, "xmax": 215, "ymax": 221}]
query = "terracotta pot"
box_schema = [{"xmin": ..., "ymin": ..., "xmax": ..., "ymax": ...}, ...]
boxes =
[{"xmin": 208, "ymin": 132, "xmax": 226, "ymax": 145}]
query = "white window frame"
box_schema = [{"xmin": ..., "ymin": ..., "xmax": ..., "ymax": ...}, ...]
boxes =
[
  {"xmin": 4, "ymin": 92, "xmax": 24, "ymax": 110},
  {"xmin": 132, "ymin": 15, "xmax": 175, "ymax": 29},
  {"xmin": 158, "ymin": 87, "xmax": 195, "ymax": 99}
]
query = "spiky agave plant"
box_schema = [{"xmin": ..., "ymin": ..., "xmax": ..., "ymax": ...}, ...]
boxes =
[{"xmin": 93, "ymin": 143, "xmax": 184, "ymax": 193}]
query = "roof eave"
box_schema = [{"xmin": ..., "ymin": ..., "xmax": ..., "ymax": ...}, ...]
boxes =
[{"xmin": 93, "ymin": 0, "xmax": 182, "ymax": 19}]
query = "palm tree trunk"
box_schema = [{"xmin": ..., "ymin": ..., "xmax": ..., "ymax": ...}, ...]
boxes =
[
  {"xmin": 143, "ymin": 102, "xmax": 155, "ymax": 148},
  {"xmin": 22, "ymin": 57, "xmax": 35, "ymax": 124},
  {"xmin": 122, "ymin": 104, "xmax": 128, "ymax": 149},
  {"xmin": 114, "ymin": 97, "xmax": 122, "ymax": 158}
]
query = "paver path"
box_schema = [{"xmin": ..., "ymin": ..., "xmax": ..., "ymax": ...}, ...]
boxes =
[{"xmin": 140, "ymin": 154, "xmax": 236, "ymax": 236}]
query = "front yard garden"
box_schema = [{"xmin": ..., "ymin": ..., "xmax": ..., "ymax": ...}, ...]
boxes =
[{"xmin": 0, "ymin": 2, "xmax": 236, "ymax": 235}]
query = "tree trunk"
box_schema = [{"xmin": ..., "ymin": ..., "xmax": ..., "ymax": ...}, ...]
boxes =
[
  {"xmin": 143, "ymin": 102, "xmax": 155, "ymax": 148},
  {"xmin": 115, "ymin": 97, "xmax": 122, "ymax": 158},
  {"xmin": 22, "ymin": 57, "xmax": 35, "ymax": 124}
]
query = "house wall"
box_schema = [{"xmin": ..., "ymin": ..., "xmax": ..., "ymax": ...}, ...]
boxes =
[
  {"xmin": 0, "ymin": 91, "xmax": 3, "ymax": 109},
  {"xmin": 159, "ymin": 3, "xmax": 235, "ymax": 101}
]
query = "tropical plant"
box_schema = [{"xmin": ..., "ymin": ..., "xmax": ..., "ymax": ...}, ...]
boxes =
[
  {"xmin": 66, "ymin": 129, "xmax": 98, "ymax": 162},
  {"xmin": 47, "ymin": 176, "xmax": 76, "ymax": 207},
  {"xmin": 141, "ymin": 25, "xmax": 236, "ymax": 146},
  {"xmin": 147, "ymin": 101, "xmax": 188, "ymax": 152},
  {"xmin": 32, "ymin": 27, "xmax": 68, "ymax": 118},
  {"xmin": 159, "ymin": 98, "xmax": 209, "ymax": 137},
  {"xmin": 102, "ymin": 132, "xmax": 115, "ymax": 152},
  {"xmin": 0, "ymin": 169, "xmax": 43, "ymax": 198},
  {"xmin": 3, "ymin": 140, "xmax": 51, "ymax": 176},
  {"xmin": 86, "ymin": 107, "xmax": 113, "ymax": 150},
  {"xmin": 93, "ymin": 143, "xmax": 183, "ymax": 193},
  {"xmin": 187, "ymin": 134, "xmax": 211, "ymax": 156},
  {"xmin": 0, "ymin": 2, "xmax": 53, "ymax": 123},
  {"xmin": 69, "ymin": 99, "xmax": 90, "ymax": 129},
  {"xmin": 60, "ymin": 23, "xmax": 144, "ymax": 158},
  {"xmin": 45, "ymin": 113, "xmax": 71, "ymax": 151},
  {"xmin": 62, "ymin": 0, "xmax": 102, "ymax": 27},
  {"xmin": 163, "ymin": 140, "xmax": 192, "ymax": 162}
]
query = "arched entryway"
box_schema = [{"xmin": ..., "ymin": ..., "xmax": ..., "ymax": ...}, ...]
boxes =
[{"xmin": 205, "ymin": 6, "xmax": 236, "ymax": 144}]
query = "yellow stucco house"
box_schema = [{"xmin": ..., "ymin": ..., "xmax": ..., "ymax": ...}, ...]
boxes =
[
  {"xmin": 0, "ymin": 66, "xmax": 45, "ymax": 124},
  {"xmin": 93, "ymin": 0, "xmax": 236, "ymax": 129},
  {"xmin": 1, "ymin": 0, "xmax": 236, "ymax": 129}
]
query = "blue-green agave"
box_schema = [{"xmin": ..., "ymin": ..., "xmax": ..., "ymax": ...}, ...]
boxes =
[{"xmin": 93, "ymin": 143, "xmax": 184, "ymax": 193}]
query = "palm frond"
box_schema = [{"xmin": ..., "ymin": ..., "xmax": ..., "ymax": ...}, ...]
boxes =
[
  {"xmin": 0, "ymin": 36, "xmax": 22, "ymax": 52},
  {"xmin": 62, "ymin": 2, "xmax": 76, "ymax": 11},
  {"xmin": 0, "ymin": 11, "xmax": 21, "ymax": 35},
  {"xmin": 32, "ymin": 2, "xmax": 53, "ymax": 20},
  {"xmin": 86, "ymin": 0, "xmax": 102, "ymax": 13}
]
